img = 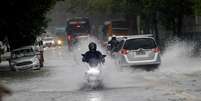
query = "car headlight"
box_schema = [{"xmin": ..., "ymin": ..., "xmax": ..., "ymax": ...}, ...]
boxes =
[
  {"xmin": 32, "ymin": 57, "xmax": 38, "ymax": 64},
  {"xmin": 57, "ymin": 40, "xmax": 62, "ymax": 45},
  {"xmin": 52, "ymin": 41, "xmax": 55, "ymax": 44}
]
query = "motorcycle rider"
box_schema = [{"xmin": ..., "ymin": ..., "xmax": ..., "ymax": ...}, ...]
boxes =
[
  {"xmin": 108, "ymin": 35, "xmax": 119, "ymax": 53},
  {"xmin": 82, "ymin": 42, "xmax": 105, "ymax": 66}
]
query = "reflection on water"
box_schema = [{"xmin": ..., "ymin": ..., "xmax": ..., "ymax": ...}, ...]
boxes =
[{"xmin": 87, "ymin": 92, "xmax": 103, "ymax": 101}]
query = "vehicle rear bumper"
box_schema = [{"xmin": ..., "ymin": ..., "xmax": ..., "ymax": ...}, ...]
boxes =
[
  {"xmin": 119, "ymin": 55, "xmax": 161, "ymax": 67},
  {"xmin": 121, "ymin": 61, "xmax": 161, "ymax": 67}
]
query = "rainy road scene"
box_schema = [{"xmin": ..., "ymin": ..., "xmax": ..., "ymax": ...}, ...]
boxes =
[{"xmin": 1, "ymin": 0, "xmax": 201, "ymax": 101}]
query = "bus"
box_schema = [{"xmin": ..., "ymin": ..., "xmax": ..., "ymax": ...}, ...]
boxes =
[{"xmin": 65, "ymin": 17, "xmax": 91, "ymax": 50}]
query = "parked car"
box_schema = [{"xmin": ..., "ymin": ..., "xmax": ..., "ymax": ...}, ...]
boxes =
[
  {"xmin": 9, "ymin": 46, "xmax": 43, "ymax": 71},
  {"xmin": 114, "ymin": 35, "xmax": 161, "ymax": 67}
]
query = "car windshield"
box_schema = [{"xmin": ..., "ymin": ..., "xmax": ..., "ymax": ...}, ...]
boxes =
[
  {"xmin": 12, "ymin": 48, "xmax": 35, "ymax": 59},
  {"xmin": 123, "ymin": 38, "xmax": 156, "ymax": 50}
]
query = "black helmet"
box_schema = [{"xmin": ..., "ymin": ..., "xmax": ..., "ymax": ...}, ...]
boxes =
[{"xmin": 88, "ymin": 42, "xmax": 97, "ymax": 51}]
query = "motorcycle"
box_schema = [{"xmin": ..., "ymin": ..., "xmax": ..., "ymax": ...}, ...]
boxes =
[{"xmin": 81, "ymin": 54, "xmax": 106, "ymax": 88}]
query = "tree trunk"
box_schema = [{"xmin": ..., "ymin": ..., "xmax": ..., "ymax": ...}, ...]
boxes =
[
  {"xmin": 176, "ymin": 15, "xmax": 183, "ymax": 37},
  {"xmin": 153, "ymin": 12, "xmax": 160, "ymax": 46},
  {"xmin": 126, "ymin": 15, "xmax": 138, "ymax": 35},
  {"xmin": 137, "ymin": 16, "xmax": 141, "ymax": 34},
  {"xmin": 144, "ymin": 20, "xmax": 150, "ymax": 34},
  {"xmin": 172, "ymin": 18, "xmax": 177, "ymax": 36}
]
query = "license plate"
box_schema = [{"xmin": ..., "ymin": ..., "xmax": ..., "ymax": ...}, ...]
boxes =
[{"xmin": 136, "ymin": 51, "xmax": 145, "ymax": 55}]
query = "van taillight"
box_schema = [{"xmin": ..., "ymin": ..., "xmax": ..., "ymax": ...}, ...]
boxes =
[
  {"xmin": 152, "ymin": 48, "xmax": 160, "ymax": 53},
  {"xmin": 120, "ymin": 49, "xmax": 128, "ymax": 55}
]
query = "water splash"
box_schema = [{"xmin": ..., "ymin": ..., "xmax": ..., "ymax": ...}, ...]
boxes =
[{"xmin": 159, "ymin": 39, "xmax": 201, "ymax": 74}]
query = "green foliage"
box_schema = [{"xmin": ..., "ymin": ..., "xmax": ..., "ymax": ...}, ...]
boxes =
[
  {"xmin": 194, "ymin": 0, "xmax": 201, "ymax": 15},
  {"xmin": 0, "ymin": 0, "xmax": 60, "ymax": 49},
  {"xmin": 88, "ymin": 0, "xmax": 113, "ymax": 14}
]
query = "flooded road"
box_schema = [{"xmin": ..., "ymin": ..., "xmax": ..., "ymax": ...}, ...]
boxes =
[{"xmin": 1, "ymin": 40, "xmax": 201, "ymax": 101}]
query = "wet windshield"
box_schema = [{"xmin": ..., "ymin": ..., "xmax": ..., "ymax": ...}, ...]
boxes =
[{"xmin": 12, "ymin": 48, "xmax": 35, "ymax": 59}]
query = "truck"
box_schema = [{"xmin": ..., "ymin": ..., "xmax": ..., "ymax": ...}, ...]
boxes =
[
  {"xmin": 103, "ymin": 20, "xmax": 129, "ymax": 41},
  {"xmin": 65, "ymin": 17, "xmax": 91, "ymax": 50}
]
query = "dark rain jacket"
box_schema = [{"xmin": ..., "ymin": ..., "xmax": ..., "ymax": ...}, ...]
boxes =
[{"xmin": 82, "ymin": 50, "xmax": 104, "ymax": 65}]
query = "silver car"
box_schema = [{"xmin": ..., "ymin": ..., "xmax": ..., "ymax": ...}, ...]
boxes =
[
  {"xmin": 9, "ymin": 46, "xmax": 42, "ymax": 71},
  {"xmin": 116, "ymin": 35, "xmax": 161, "ymax": 67}
]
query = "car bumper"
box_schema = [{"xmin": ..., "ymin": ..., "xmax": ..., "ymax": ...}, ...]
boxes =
[
  {"xmin": 119, "ymin": 55, "xmax": 161, "ymax": 67},
  {"xmin": 12, "ymin": 63, "xmax": 39, "ymax": 70}
]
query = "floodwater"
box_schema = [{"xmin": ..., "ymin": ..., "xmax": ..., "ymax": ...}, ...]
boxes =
[{"xmin": 0, "ymin": 37, "xmax": 201, "ymax": 101}]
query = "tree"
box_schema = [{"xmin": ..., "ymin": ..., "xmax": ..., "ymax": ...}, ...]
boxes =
[
  {"xmin": 63, "ymin": 0, "xmax": 195, "ymax": 38},
  {"xmin": 159, "ymin": 0, "xmax": 193, "ymax": 36},
  {"xmin": 194, "ymin": 0, "xmax": 201, "ymax": 15},
  {"xmin": 0, "ymin": 0, "xmax": 61, "ymax": 49},
  {"xmin": 63, "ymin": 0, "xmax": 144, "ymax": 34},
  {"xmin": 140, "ymin": 0, "xmax": 161, "ymax": 44}
]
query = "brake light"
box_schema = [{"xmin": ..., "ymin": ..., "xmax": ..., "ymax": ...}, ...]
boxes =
[
  {"xmin": 152, "ymin": 48, "xmax": 160, "ymax": 53},
  {"xmin": 67, "ymin": 34, "xmax": 72, "ymax": 41},
  {"xmin": 120, "ymin": 49, "xmax": 128, "ymax": 55},
  {"xmin": 76, "ymin": 25, "xmax": 81, "ymax": 28}
]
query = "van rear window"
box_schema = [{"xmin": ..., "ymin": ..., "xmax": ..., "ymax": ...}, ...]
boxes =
[{"xmin": 123, "ymin": 38, "xmax": 156, "ymax": 50}]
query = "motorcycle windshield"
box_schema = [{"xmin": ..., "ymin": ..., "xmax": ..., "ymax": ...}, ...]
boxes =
[{"xmin": 88, "ymin": 58, "xmax": 100, "ymax": 67}]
